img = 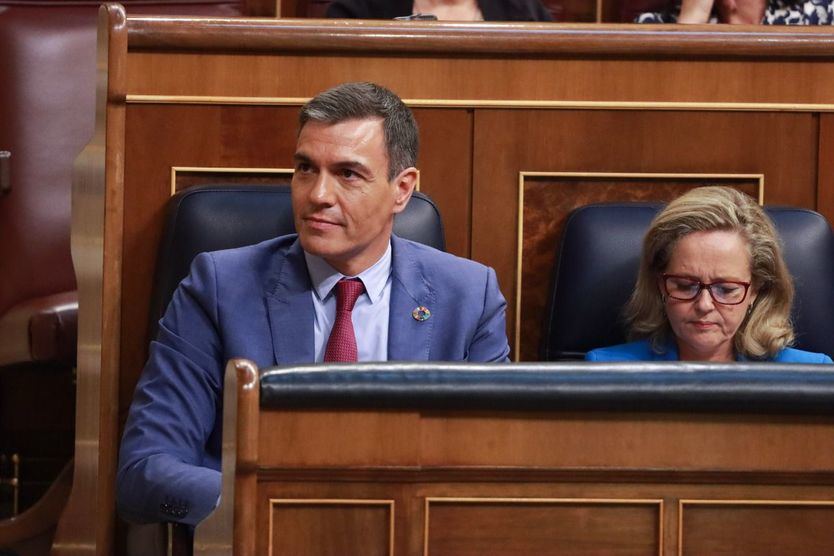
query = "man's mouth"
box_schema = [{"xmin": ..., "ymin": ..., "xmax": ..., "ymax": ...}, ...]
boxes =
[{"xmin": 303, "ymin": 215, "xmax": 342, "ymax": 230}]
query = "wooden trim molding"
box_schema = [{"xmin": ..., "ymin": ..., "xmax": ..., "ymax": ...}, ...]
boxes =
[
  {"xmin": 124, "ymin": 16, "xmax": 834, "ymax": 58},
  {"xmin": 128, "ymin": 95, "xmax": 834, "ymax": 113},
  {"xmin": 170, "ymin": 166, "xmax": 295, "ymax": 196},
  {"xmin": 53, "ymin": 4, "xmax": 128, "ymax": 555}
]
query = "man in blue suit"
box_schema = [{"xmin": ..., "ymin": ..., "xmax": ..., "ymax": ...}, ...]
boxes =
[{"xmin": 117, "ymin": 82, "xmax": 510, "ymax": 525}]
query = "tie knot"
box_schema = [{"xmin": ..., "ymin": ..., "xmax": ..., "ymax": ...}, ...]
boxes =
[{"xmin": 334, "ymin": 278, "xmax": 364, "ymax": 313}]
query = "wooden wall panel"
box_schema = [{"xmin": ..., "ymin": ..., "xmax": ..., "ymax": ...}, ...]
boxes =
[
  {"xmin": 124, "ymin": 52, "xmax": 834, "ymax": 107},
  {"xmin": 425, "ymin": 499, "xmax": 660, "ymax": 555},
  {"xmin": 268, "ymin": 500, "xmax": 392, "ymax": 556},
  {"xmin": 471, "ymin": 110, "xmax": 817, "ymax": 359},
  {"xmin": 680, "ymin": 501, "xmax": 834, "ymax": 555}
]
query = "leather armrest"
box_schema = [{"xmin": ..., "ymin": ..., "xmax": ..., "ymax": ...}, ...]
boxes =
[
  {"xmin": 260, "ymin": 361, "xmax": 834, "ymax": 415},
  {"xmin": 0, "ymin": 291, "xmax": 77, "ymax": 366}
]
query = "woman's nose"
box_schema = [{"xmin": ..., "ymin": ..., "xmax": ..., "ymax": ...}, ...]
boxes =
[{"xmin": 694, "ymin": 287, "xmax": 716, "ymax": 310}]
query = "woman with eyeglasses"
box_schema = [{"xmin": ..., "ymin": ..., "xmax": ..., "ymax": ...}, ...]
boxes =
[{"xmin": 586, "ymin": 186, "xmax": 832, "ymax": 363}]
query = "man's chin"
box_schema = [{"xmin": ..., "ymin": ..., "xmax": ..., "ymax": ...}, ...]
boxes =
[{"xmin": 299, "ymin": 234, "xmax": 343, "ymax": 259}]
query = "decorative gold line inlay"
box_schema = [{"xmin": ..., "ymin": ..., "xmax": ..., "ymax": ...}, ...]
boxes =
[
  {"xmin": 514, "ymin": 172, "xmax": 764, "ymax": 361},
  {"xmin": 677, "ymin": 498, "xmax": 834, "ymax": 556},
  {"xmin": 270, "ymin": 498, "xmax": 395, "ymax": 556},
  {"xmin": 170, "ymin": 166, "xmax": 294, "ymax": 196},
  {"xmin": 680, "ymin": 498, "xmax": 834, "ymax": 506},
  {"xmin": 424, "ymin": 497, "xmax": 664, "ymax": 556},
  {"xmin": 126, "ymin": 94, "xmax": 834, "ymax": 113},
  {"xmin": 427, "ymin": 496, "xmax": 663, "ymax": 503}
]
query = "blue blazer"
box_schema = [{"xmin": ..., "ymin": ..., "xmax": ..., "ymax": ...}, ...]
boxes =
[
  {"xmin": 586, "ymin": 339, "xmax": 833, "ymax": 364},
  {"xmin": 117, "ymin": 234, "xmax": 510, "ymax": 525}
]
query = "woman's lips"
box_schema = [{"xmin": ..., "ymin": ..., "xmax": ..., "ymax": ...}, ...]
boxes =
[{"xmin": 690, "ymin": 321, "xmax": 717, "ymax": 330}]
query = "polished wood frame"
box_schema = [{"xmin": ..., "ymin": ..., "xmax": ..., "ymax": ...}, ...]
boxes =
[
  {"xmin": 424, "ymin": 497, "xmax": 665, "ymax": 555},
  {"xmin": 210, "ymin": 360, "xmax": 834, "ymax": 556}
]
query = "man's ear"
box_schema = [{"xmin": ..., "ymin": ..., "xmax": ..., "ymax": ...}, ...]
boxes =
[{"xmin": 391, "ymin": 167, "xmax": 418, "ymax": 214}]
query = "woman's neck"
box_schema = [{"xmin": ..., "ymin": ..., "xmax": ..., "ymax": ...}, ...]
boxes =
[{"xmin": 677, "ymin": 341, "xmax": 735, "ymax": 363}]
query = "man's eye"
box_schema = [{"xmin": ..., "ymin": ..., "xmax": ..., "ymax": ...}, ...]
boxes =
[
  {"xmin": 296, "ymin": 162, "xmax": 313, "ymax": 173},
  {"xmin": 340, "ymin": 169, "xmax": 358, "ymax": 179}
]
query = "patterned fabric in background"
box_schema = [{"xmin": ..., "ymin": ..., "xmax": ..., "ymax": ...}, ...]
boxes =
[{"xmin": 635, "ymin": 0, "xmax": 834, "ymax": 23}]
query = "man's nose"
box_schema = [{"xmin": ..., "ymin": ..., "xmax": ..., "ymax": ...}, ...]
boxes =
[{"xmin": 310, "ymin": 173, "xmax": 337, "ymax": 204}]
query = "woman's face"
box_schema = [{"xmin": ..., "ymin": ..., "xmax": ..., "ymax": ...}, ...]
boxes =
[{"xmin": 659, "ymin": 230, "xmax": 758, "ymax": 362}]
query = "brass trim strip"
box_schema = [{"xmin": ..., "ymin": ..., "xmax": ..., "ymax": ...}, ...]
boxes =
[
  {"xmin": 680, "ymin": 499, "xmax": 834, "ymax": 505},
  {"xmin": 170, "ymin": 166, "xmax": 421, "ymax": 195},
  {"xmin": 170, "ymin": 166, "xmax": 294, "ymax": 196},
  {"xmin": 677, "ymin": 498, "xmax": 834, "ymax": 556},
  {"xmin": 424, "ymin": 497, "xmax": 664, "ymax": 556},
  {"xmin": 269, "ymin": 499, "xmax": 395, "ymax": 556},
  {"xmin": 514, "ymin": 172, "xmax": 764, "ymax": 361},
  {"xmin": 127, "ymin": 95, "xmax": 834, "ymax": 112}
]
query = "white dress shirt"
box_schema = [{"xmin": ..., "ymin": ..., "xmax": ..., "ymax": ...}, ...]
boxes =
[{"xmin": 304, "ymin": 243, "xmax": 392, "ymax": 362}]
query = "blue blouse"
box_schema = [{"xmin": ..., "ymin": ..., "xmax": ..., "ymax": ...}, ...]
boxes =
[{"xmin": 586, "ymin": 339, "xmax": 833, "ymax": 364}]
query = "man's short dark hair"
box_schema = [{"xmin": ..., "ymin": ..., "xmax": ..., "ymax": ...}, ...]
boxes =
[{"xmin": 299, "ymin": 82, "xmax": 419, "ymax": 180}]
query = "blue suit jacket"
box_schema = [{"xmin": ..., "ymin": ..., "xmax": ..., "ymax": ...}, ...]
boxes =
[
  {"xmin": 117, "ymin": 234, "xmax": 509, "ymax": 525},
  {"xmin": 586, "ymin": 339, "xmax": 833, "ymax": 364}
]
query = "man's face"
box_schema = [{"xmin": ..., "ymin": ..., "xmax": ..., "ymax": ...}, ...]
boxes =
[{"xmin": 291, "ymin": 117, "xmax": 416, "ymax": 276}]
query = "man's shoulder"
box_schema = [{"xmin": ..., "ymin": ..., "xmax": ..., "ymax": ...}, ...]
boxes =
[
  {"xmin": 392, "ymin": 235, "xmax": 489, "ymax": 276},
  {"xmin": 207, "ymin": 233, "xmax": 298, "ymax": 264}
]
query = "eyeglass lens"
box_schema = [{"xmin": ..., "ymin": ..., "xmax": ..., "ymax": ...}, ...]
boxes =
[{"xmin": 665, "ymin": 276, "xmax": 748, "ymax": 305}]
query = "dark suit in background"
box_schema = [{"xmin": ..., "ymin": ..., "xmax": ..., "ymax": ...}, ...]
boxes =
[{"xmin": 327, "ymin": 0, "xmax": 554, "ymax": 21}]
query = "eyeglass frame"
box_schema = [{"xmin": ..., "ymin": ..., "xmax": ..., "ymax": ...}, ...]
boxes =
[{"xmin": 660, "ymin": 273, "xmax": 752, "ymax": 306}]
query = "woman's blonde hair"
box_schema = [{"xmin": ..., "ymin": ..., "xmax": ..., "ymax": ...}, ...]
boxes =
[{"xmin": 626, "ymin": 186, "xmax": 795, "ymax": 359}]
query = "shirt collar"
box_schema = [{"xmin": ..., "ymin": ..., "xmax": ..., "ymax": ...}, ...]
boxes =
[{"xmin": 304, "ymin": 242, "xmax": 392, "ymax": 305}]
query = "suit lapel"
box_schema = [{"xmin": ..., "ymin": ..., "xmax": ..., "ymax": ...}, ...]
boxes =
[
  {"xmin": 265, "ymin": 239, "xmax": 316, "ymax": 364},
  {"xmin": 387, "ymin": 236, "xmax": 436, "ymax": 361}
]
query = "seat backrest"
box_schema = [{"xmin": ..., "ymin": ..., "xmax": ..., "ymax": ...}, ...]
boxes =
[
  {"xmin": 148, "ymin": 184, "xmax": 445, "ymax": 338},
  {"xmin": 541, "ymin": 203, "xmax": 834, "ymax": 360}
]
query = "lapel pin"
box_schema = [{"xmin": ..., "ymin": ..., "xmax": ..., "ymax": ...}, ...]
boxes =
[{"xmin": 412, "ymin": 306, "xmax": 431, "ymax": 322}]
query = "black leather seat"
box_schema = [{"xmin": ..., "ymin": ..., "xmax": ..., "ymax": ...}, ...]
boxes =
[
  {"xmin": 542, "ymin": 203, "xmax": 834, "ymax": 360},
  {"xmin": 148, "ymin": 184, "xmax": 445, "ymax": 336}
]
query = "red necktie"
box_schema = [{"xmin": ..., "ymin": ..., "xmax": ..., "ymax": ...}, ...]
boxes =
[{"xmin": 324, "ymin": 278, "xmax": 365, "ymax": 362}]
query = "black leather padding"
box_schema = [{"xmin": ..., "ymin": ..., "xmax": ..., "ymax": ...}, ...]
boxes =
[
  {"xmin": 259, "ymin": 362, "xmax": 834, "ymax": 415},
  {"xmin": 148, "ymin": 184, "xmax": 445, "ymax": 340},
  {"xmin": 541, "ymin": 203, "xmax": 834, "ymax": 360}
]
